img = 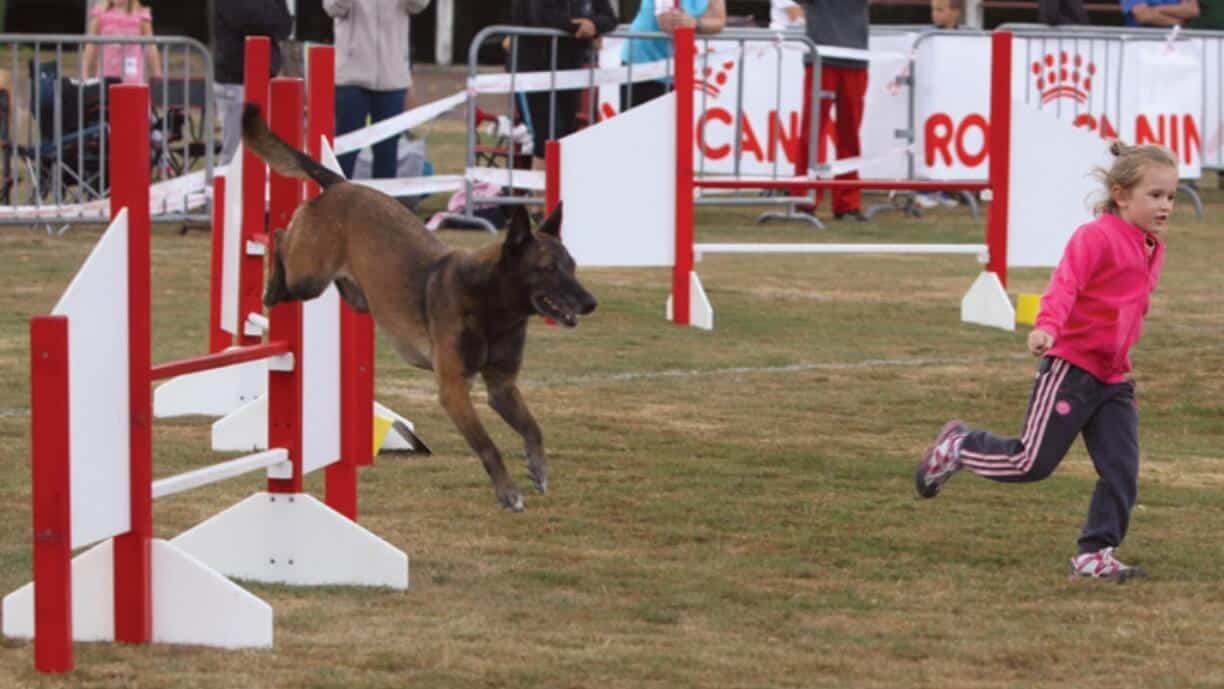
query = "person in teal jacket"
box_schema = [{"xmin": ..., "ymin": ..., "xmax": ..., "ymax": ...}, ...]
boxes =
[{"xmin": 620, "ymin": 0, "xmax": 726, "ymax": 110}]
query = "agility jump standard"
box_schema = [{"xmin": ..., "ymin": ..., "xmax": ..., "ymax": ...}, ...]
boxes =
[
  {"xmin": 3, "ymin": 80, "xmax": 408, "ymax": 674},
  {"xmin": 154, "ymin": 39, "xmax": 427, "ymax": 498},
  {"xmin": 550, "ymin": 29, "xmax": 1110, "ymax": 332}
]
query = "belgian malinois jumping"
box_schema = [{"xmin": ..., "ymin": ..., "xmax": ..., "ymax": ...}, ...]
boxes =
[{"xmin": 241, "ymin": 104, "xmax": 597, "ymax": 512}]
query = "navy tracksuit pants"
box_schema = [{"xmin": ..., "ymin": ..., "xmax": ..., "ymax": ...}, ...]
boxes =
[{"xmin": 957, "ymin": 356, "xmax": 1140, "ymax": 554}]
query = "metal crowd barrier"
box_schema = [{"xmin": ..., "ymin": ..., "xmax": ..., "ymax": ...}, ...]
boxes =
[
  {"xmin": 462, "ymin": 25, "xmax": 824, "ymax": 231},
  {"xmin": 0, "ymin": 34, "xmax": 216, "ymax": 229}
]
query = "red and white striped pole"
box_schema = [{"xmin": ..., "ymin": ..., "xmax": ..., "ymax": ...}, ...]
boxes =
[
  {"xmin": 110, "ymin": 83, "xmax": 153, "ymax": 645},
  {"xmin": 545, "ymin": 140, "xmax": 561, "ymax": 214},
  {"xmin": 266, "ymin": 78, "xmax": 305, "ymax": 495},
  {"xmin": 987, "ymin": 31, "xmax": 1012, "ymax": 288},
  {"xmin": 29, "ymin": 315, "xmax": 72, "ymax": 672},
  {"xmin": 208, "ymin": 175, "xmax": 229, "ymax": 353},
  {"xmin": 307, "ymin": 46, "xmax": 360, "ymax": 518},
  {"xmin": 239, "ymin": 37, "xmax": 271, "ymax": 346},
  {"xmin": 671, "ymin": 27, "xmax": 696, "ymax": 325}
]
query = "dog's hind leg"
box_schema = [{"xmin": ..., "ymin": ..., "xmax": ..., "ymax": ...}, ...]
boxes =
[
  {"xmin": 263, "ymin": 231, "xmax": 293, "ymax": 307},
  {"xmin": 482, "ymin": 366, "xmax": 548, "ymax": 493},
  {"xmin": 333, "ymin": 276, "xmax": 370, "ymax": 313}
]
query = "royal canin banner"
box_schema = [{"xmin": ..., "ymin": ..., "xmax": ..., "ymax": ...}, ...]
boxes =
[
  {"xmin": 915, "ymin": 33, "xmax": 1203, "ymax": 180},
  {"xmin": 598, "ymin": 37, "xmax": 809, "ymax": 177},
  {"xmin": 595, "ymin": 32, "xmax": 1202, "ymax": 179}
]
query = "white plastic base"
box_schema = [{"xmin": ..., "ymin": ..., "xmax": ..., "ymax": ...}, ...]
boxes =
[
  {"xmin": 211, "ymin": 397, "xmax": 424, "ymax": 454},
  {"xmin": 170, "ymin": 492, "xmax": 409, "ymax": 590},
  {"xmin": 665, "ymin": 271, "xmax": 714, "ymax": 330},
  {"xmin": 961, "ymin": 271, "xmax": 1016, "ymax": 331},
  {"xmin": 2, "ymin": 538, "xmax": 272, "ymax": 648},
  {"xmin": 153, "ymin": 358, "xmax": 267, "ymax": 418}
]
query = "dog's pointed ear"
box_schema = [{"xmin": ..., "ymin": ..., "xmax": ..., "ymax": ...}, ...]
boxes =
[
  {"xmin": 537, "ymin": 202, "xmax": 563, "ymax": 238},
  {"xmin": 504, "ymin": 205, "xmax": 534, "ymax": 252}
]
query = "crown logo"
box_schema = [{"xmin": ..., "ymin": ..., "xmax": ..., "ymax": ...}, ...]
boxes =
[
  {"xmin": 1031, "ymin": 52, "xmax": 1096, "ymax": 104},
  {"xmin": 695, "ymin": 60, "xmax": 736, "ymax": 97}
]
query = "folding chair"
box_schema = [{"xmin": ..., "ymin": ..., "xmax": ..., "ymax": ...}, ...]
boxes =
[{"xmin": 13, "ymin": 61, "xmax": 116, "ymax": 206}]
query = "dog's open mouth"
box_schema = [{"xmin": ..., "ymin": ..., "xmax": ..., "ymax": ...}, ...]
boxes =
[{"xmin": 532, "ymin": 293, "xmax": 579, "ymax": 327}]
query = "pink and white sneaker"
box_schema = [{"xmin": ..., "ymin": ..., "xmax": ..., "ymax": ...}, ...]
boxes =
[
  {"xmin": 914, "ymin": 420, "xmax": 967, "ymax": 499},
  {"xmin": 1069, "ymin": 547, "xmax": 1146, "ymax": 582}
]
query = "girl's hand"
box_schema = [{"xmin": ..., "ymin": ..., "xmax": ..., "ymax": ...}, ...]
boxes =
[{"xmin": 1027, "ymin": 328, "xmax": 1054, "ymax": 357}]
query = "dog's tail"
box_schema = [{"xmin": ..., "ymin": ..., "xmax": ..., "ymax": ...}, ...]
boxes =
[{"xmin": 241, "ymin": 103, "xmax": 346, "ymax": 190}]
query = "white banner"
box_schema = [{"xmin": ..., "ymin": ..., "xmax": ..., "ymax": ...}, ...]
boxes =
[
  {"xmin": 1198, "ymin": 34, "xmax": 1224, "ymax": 168},
  {"xmin": 913, "ymin": 34, "xmax": 993, "ymax": 180},
  {"xmin": 860, "ymin": 32, "xmax": 920, "ymax": 179},
  {"xmin": 913, "ymin": 32, "xmax": 1203, "ymax": 180}
]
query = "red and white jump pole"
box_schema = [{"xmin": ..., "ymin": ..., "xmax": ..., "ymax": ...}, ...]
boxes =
[
  {"xmin": 665, "ymin": 27, "xmax": 1015, "ymax": 330},
  {"xmin": 112, "ymin": 83, "xmax": 154, "ymax": 646},
  {"xmin": 160, "ymin": 41, "xmax": 425, "ymax": 484},
  {"xmin": 5, "ymin": 77, "xmax": 408, "ymax": 674}
]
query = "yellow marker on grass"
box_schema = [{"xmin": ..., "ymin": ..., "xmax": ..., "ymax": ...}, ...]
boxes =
[
  {"xmin": 372, "ymin": 413, "xmax": 394, "ymax": 458},
  {"xmin": 1015, "ymin": 293, "xmax": 1041, "ymax": 326}
]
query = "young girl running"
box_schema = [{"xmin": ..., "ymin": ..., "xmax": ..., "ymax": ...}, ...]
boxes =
[
  {"xmin": 81, "ymin": 0, "xmax": 162, "ymax": 84},
  {"xmin": 914, "ymin": 141, "xmax": 1177, "ymax": 582}
]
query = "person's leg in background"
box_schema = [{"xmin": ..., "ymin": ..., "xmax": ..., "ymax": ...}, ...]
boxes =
[
  {"xmin": 619, "ymin": 78, "xmax": 668, "ymax": 112},
  {"xmin": 213, "ymin": 82, "xmax": 243, "ymax": 165},
  {"xmin": 831, "ymin": 65, "xmax": 868, "ymax": 218},
  {"xmin": 793, "ymin": 63, "xmax": 818, "ymax": 211},
  {"xmin": 369, "ymin": 88, "xmax": 407, "ymax": 179},
  {"xmin": 335, "ymin": 85, "xmax": 372, "ymax": 178},
  {"xmin": 815, "ymin": 65, "xmax": 841, "ymax": 211}
]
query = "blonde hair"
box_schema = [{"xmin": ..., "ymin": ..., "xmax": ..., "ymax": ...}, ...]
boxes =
[{"xmin": 1093, "ymin": 140, "xmax": 1177, "ymax": 215}]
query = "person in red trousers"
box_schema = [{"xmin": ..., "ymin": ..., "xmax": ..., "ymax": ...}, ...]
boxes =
[{"xmin": 796, "ymin": 0, "xmax": 869, "ymax": 221}]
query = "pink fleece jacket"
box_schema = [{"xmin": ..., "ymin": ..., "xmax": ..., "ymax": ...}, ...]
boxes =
[{"xmin": 1034, "ymin": 212, "xmax": 1165, "ymax": 384}]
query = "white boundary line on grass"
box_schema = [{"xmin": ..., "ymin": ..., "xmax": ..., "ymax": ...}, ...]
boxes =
[{"xmin": 520, "ymin": 353, "xmax": 1034, "ymax": 388}]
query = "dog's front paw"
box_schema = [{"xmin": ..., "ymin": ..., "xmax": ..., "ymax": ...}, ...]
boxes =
[
  {"xmin": 497, "ymin": 485, "xmax": 525, "ymax": 512},
  {"xmin": 527, "ymin": 464, "xmax": 548, "ymax": 494}
]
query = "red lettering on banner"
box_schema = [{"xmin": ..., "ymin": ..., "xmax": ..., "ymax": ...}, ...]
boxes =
[
  {"xmin": 768, "ymin": 111, "xmax": 799, "ymax": 164},
  {"xmin": 925, "ymin": 113, "xmax": 954, "ymax": 167},
  {"xmin": 697, "ymin": 107, "xmax": 733, "ymax": 159},
  {"xmin": 1135, "ymin": 113, "xmax": 1200, "ymax": 165},
  {"xmin": 739, "ymin": 116, "xmax": 765, "ymax": 163},
  {"xmin": 698, "ymin": 108, "xmax": 803, "ymax": 164},
  {"xmin": 924, "ymin": 113, "xmax": 989, "ymax": 168},
  {"xmin": 1072, "ymin": 113, "xmax": 1118, "ymax": 139},
  {"xmin": 956, "ymin": 114, "xmax": 989, "ymax": 167},
  {"xmin": 1182, "ymin": 115, "xmax": 1200, "ymax": 166}
]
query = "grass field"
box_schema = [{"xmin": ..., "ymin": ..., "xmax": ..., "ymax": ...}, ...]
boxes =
[{"xmin": 0, "ymin": 127, "xmax": 1222, "ymax": 688}]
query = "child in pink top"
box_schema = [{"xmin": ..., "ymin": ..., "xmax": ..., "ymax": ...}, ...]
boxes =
[
  {"xmin": 914, "ymin": 141, "xmax": 1177, "ymax": 582},
  {"xmin": 81, "ymin": 0, "xmax": 162, "ymax": 84}
]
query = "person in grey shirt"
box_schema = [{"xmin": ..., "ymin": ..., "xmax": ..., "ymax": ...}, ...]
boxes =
[
  {"xmin": 796, "ymin": 0, "xmax": 869, "ymax": 221},
  {"xmin": 324, "ymin": 0, "xmax": 430, "ymax": 178},
  {"xmin": 213, "ymin": 0, "xmax": 293, "ymax": 164}
]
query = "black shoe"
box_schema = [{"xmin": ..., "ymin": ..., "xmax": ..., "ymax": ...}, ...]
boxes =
[{"xmin": 834, "ymin": 209, "xmax": 868, "ymax": 222}]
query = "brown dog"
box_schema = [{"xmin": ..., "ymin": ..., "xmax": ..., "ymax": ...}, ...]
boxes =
[{"xmin": 241, "ymin": 104, "xmax": 596, "ymax": 511}]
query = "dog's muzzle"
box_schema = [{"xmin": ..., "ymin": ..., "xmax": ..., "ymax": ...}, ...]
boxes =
[{"xmin": 532, "ymin": 290, "xmax": 596, "ymax": 328}]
